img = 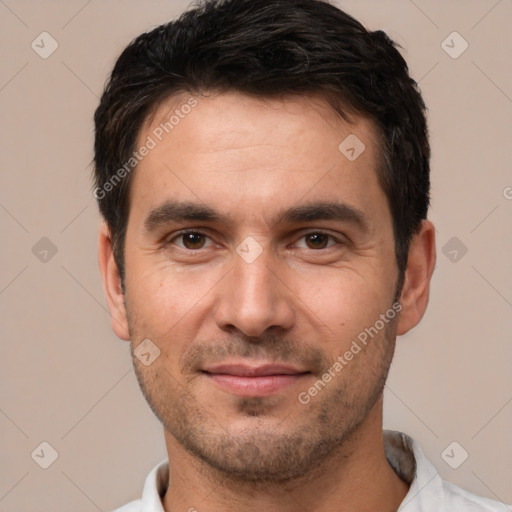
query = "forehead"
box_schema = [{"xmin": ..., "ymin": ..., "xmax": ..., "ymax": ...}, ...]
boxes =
[
  {"xmin": 144, "ymin": 90, "xmax": 379, "ymax": 158},
  {"xmin": 129, "ymin": 91, "xmax": 386, "ymax": 226}
]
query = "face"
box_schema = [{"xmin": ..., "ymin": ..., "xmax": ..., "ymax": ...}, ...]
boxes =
[{"xmin": 119, "ymin": 91, "xmax": 402, "ymax": 482}]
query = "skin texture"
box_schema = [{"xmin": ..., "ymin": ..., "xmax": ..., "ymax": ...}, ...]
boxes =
[{"xmin": 98, "ymin": 91, "xmax": 436, "ymax": 512}]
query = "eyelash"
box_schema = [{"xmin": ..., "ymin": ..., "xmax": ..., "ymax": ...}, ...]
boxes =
[{"xmin": 165, "ymin": 229, "xmax": 344, "ymax": 252}]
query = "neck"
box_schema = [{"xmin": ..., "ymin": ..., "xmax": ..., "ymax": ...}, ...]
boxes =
[{"xmin": 162, "ymin": 400, "xmax": 409, "ymax": 512}]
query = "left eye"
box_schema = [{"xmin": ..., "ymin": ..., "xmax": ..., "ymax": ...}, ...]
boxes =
[{"xmin": 294, "ymin": 232, "xmax": 338, "ymax": 250}]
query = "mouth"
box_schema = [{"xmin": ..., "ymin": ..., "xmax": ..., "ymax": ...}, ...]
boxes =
[{"xmin": 201, "ymin": 363, "xmax": 311, "ymax": 397}]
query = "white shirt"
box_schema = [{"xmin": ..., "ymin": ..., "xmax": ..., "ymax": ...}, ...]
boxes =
[{"xmin": 112, "ymin": 430, "xmax": 510, "ymax": 512}]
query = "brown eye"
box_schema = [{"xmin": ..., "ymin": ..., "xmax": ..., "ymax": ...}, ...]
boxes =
[
  {"xmin": 164, "ymin": 230, "xmax": 217, "ymax": 257},
  {"xmin": 181, "ymin": 232, "xmax": 207, "ymax": 249},
  {"xmin": 304, "ymin": 233, "xmax": 330, "ymax": 249}
]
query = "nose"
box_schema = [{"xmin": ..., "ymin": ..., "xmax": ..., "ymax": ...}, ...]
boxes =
[{"xmin": 214, "ymin": 246, "xmax": 295, "ymax": 338}]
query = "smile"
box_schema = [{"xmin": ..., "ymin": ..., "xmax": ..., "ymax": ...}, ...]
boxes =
[{"xmin": 202, "ymin": 363, "xmax": 310, "ymax": 397}]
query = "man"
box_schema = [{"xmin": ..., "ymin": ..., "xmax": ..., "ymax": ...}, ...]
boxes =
[{"xmin": 93, "ymin": 0, "xmax": 509, "ymax": 511}]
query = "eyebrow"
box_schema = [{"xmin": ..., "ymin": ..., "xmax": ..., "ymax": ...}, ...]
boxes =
[
  {"xmin": 274, "ymin": 201, "xmax": 369, "ymax": 231},
  {"xmin": 144, "ymin": 202, "xmax": 225, "ymax": 232},
  {"xmin": 143, "ymin": 200, "xmax": 369, "ymax": 233}
]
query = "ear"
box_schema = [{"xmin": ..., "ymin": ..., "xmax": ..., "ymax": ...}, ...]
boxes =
[
  {"xmin": 98, "ymin": 221, "xmax": 131, "ymax": 341},
  {"xmin": 396, "ymin": 219, "xmax": 436, "ymax": 336}
]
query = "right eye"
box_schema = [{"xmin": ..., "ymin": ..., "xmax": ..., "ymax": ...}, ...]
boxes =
[{"xmin": 166, "ymin": 230, "xmax": 215, "ymax": 250}]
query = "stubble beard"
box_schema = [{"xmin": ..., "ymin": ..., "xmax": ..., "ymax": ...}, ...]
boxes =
[{"xmin": 129, "ymin": 319, "xmax": 397, "ymax": 485}]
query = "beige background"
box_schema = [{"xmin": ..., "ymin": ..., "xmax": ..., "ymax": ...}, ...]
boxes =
[{"xmin": 0, "ymin": 0, "xmax": 511, "ymax": 510}]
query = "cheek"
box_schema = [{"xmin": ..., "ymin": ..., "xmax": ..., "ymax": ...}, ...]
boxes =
[
  {"xmin": 291, "ymin": 268, "xmax": 392, "ymax": 344},
  {"xmin": 125, "ymin": 259, "xmax": 221, "ymax": 338}
]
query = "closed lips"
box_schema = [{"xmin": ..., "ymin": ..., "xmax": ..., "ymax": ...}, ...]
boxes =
[{"xmin": 202, "ymin": 364, "xmax": 309, "ymax": 377}]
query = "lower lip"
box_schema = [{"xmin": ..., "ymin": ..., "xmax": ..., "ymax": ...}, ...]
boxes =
[{"xmin": 205, "ymin": 373, "xmax": 307, "ymax": 397}]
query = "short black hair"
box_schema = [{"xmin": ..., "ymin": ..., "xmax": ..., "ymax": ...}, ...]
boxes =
[{"xmin": 93, "ymin": 0, "xmax": 430, "ymax": 287}]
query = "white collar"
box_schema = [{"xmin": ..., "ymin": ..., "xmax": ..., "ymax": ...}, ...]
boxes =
[{"xmin": 123, "ymin": 430, "xmax": 509, "ymax": 512}]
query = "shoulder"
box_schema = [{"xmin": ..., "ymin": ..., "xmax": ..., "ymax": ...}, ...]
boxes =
[
  {"xmin": 441, "ymin": 481, "xmax": 511, "ymax": 512},
  {"xmin": 384, "ymin": 431, "xmax": 511, "ymax": 512},
  {"xmin": 108, "ymin": 458, "xmax": 169, "ymax": 512}
]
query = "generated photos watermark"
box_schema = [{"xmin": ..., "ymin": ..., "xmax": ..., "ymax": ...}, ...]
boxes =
[
  {"xmin": 298, "ymin": 301, "xmax": 402, "ymax": 405},
  {"xmin": 93, "ymin": 97, "xmax": 198, "ymax": 200}
]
